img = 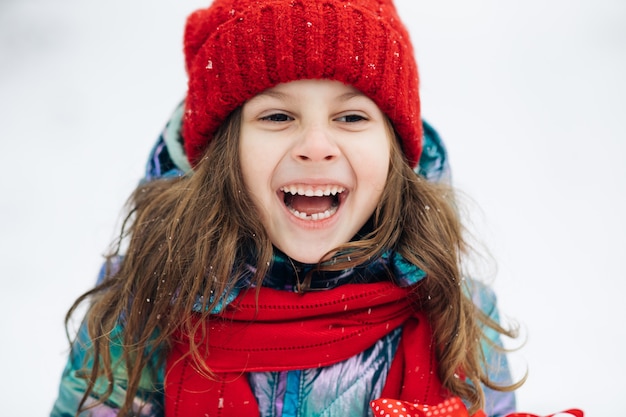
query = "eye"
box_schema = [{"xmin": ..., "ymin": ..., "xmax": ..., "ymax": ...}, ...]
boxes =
[
  {"xmin": 335, "ymin": 114, "xmax": 368, "ymax": 123},
  {"xmin": 260, "ymin": 113, "xmax": 293, "ymax": 122}
]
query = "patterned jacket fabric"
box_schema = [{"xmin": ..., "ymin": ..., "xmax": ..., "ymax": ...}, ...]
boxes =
[{"xmin": 50, "ymin": 103, "xmax": 516, "ymax": 417}]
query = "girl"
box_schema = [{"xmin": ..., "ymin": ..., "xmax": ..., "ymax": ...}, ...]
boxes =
[{"xmin": 51, "ymin": 0, "xmax": 521, "ymax": 416}]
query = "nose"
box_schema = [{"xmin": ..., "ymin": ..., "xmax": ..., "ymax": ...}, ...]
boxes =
[{"xmin": 292, "ymin": 125, "xmax": 340, "ymax": 163}]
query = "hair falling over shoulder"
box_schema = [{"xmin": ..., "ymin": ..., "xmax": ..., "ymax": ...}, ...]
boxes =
[
  {"xmin": 343, "ymin": 133, "xmax": 524, "ymax": 414},
  {"xmin": 65, "ymin": 109, "xmax": 522, "ymax": 416},
  {"xmin": 65, "ymin": 108, "xmax": 272, "ymax": 415}
]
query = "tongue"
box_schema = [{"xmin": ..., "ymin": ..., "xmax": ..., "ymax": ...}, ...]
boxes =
[{"xmin": 287, "ymin": 195, "xmax": 334, "ymax": 214}]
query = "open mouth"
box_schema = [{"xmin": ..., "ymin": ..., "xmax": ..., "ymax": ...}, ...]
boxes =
[{"xmin": 280, "ymin": 184, "xmax": 345, "ymax": 220}]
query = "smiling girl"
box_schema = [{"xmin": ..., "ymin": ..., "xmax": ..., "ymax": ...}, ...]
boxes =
[
  {"xmin": 51, "ymin": 1, "xmax": 522, "ymax": 416},
  {"xmin": 240, "ymin": 80, "xmax": 391, "ymax": 264}
]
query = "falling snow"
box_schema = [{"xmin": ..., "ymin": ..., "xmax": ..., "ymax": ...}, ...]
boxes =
[{"xmin": 1, "ymin": 1, "xmax": 623, "ymax": 416}]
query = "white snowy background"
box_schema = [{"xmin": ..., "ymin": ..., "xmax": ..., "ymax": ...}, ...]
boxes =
[{"xmin": 1, "ymin": 0, "xmax": 624, "ymax": 415}]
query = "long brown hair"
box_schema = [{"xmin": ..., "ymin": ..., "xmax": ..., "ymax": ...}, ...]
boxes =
[{"xmin": 66, "ymin": 107, "xmax": 521, "ymax": 415}]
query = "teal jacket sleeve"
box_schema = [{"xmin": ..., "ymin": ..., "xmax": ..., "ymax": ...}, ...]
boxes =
[
  {"xmin": 50, "ymin": 263, "xmax": 164, "ymax": 417},
  {"xmin": 50, "ymin": 322, "xmax": 165, "ymax": 417},
  {"xmin": 467, "ymin": 280, "xmax": 518, "ymax": 417}
]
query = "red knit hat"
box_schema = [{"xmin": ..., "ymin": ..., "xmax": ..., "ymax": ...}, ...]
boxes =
[{"xmin": 182, "ymin": 0, "xmax": 422, "ymax": 168}]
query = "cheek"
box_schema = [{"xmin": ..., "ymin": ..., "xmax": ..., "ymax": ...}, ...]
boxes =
[
  {"xmin": 240, "ymin": 163, "xmax": 266, "ymax": 203},
  {"xmin": 238, "ymin": 134, "xmax": 255, "ymax": 171},
  {"xmin": 361, "ymin": 136, "xmax": 391, "ymax": 188},
  {"xmin": 240, "ymin": 167, "xmax": 273, "ymax": 230},
  {"xmin": 239, "ymin": 133, "xmax": 265, "ymax": 183},
  {"xmin": 239, "ymin": 141, "xmax": 278, "ymax": 221}
]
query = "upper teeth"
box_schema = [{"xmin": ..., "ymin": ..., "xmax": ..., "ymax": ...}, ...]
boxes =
[{"xmin": 280, "ymin": 185, "xmax": 345, "ymax": 196}]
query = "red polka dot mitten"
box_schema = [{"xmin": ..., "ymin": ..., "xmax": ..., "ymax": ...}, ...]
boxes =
[
  {"xmin": 369, "ymin": 398, "xmax": 584, "ymax": 417},
  {"xmin": 504, "ymin": 410, "xmax": 584, "ymax": 417},
  {"xmin": 370, "ymin": 397, "xmax": 485, "ymax": 417}
]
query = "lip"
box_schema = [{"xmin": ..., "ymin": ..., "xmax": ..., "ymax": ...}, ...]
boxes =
[{"xmin": 276, "ymin": 180, "xmax": 349, "ymax": 228}]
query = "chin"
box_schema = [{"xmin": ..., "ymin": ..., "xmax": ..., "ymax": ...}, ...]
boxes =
[
  {"xmin": 281, "ymin": 246, "xmax": 337, "ymax": 265},
  {"xmin": 287, "ymin": 253, "xmax": 325, "ymax": 265}
]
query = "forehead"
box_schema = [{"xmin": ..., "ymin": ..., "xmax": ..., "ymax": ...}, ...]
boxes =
[{"xmin": 251, "ymin": 79, "xmax": 366, "ymax": 102}]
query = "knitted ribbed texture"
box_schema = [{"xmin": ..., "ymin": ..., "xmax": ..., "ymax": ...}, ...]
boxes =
[{"xmin": 183, "ymin": 0, "xmax": 422, "ymax": 167}]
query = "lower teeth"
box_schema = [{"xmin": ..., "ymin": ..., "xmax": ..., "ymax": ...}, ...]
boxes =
[{"xmin": 291, "ymin": 206, "xmax": 337, "ymax": 220}]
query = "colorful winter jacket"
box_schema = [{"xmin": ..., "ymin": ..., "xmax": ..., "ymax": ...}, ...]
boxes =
[{"xmin": 50, "ymin": 103, "xmax": 516, "ymax": 417}]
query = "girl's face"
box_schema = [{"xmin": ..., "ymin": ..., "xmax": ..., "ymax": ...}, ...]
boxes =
[{"xmin": 240, "ymin": 79, "xmax": 391, "ymax": 264}]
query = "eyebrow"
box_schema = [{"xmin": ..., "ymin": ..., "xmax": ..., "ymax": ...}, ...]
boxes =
[
  {"xmin": 337, "ymin": 91, "xmax": 366, "ymax": 101},
  {"xmin": 256, "ymin": 90, "xmax": 289, "ymax": 100}
]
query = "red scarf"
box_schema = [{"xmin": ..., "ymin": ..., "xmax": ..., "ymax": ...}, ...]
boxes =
[{"xmin": 164, "ymin": 282, "xmax": 448, "ymax": 416}]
